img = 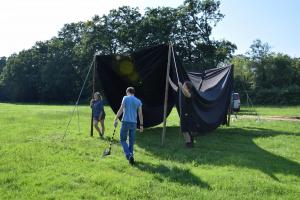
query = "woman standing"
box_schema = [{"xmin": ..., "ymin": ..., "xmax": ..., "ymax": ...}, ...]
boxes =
[{"xmin": 90, "ymin": 92, "xmax": 105, "ymax": 138}]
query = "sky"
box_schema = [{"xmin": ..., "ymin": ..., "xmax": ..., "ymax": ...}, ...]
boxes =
[
  {"xmin": 0, "ymin": 0, "xmax": 299, "ymax": 57},
  {"xmin": 212, "ymin": 0, "xmax": 300, "ymax": 57}
]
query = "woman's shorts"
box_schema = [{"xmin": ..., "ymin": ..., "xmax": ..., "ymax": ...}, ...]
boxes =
[{"xmin": 93, "ymin": 112, "xmax": 106, "ymax": 121}]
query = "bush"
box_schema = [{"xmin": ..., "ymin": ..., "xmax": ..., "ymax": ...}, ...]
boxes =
[{"xmin": 250, "ymin": 85, "xmax": 300, "ymax": 105}]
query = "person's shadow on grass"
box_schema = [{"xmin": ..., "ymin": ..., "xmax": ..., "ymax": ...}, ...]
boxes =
[
  {"xmin": 134, "ymin": 161, "xmax": 211, "ymax": 189},
  {"xmin": 136, "ymin": 125, "xmax": 300, "ymax": 182}
]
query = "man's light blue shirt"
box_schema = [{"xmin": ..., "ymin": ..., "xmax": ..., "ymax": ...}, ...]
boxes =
[{"xmin": 121, "ymin": 95, "xmax": 142, "ymax": 123}]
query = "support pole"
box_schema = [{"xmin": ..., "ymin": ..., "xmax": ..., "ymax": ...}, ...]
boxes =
[
  {"xmin": 227, "ymin": 95, "xmax": 232, "ymax": 126},
  {"xmin": 161, "ymin": 44, "xmax": 172, "ymax": 146},
  {"xmin": 227, "ymin": 65, "xmax": 233, "ymax": 126},
  {"xmin": 90, "ymin": 56, "xmax": 96, "ymax": 137},
  {"xmin": 62, "ymin": 58, "xmax": 94, "ymax": 141}
]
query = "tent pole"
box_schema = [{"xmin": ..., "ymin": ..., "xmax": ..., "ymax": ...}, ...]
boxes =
[
  {"xmin": 227, "ymin": 95, "xmax": 232, "ymax": 126},
  {"xmin": 161, "ymin": 43, "xmax": 172, "ymax": 146},
  {"xmin": 227, "ymin": 65, "xmax": 233, "ymax": 126},
  {"xmin": 91, "ymin": 56, "xmax": 96, "ymax": 137}
]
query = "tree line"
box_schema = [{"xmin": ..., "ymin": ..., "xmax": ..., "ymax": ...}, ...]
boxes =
[
  {"xmin": 233, "ymin": 39, "xmax": 300, "ymax": 105},
  {"xmin": 0, "ymin": 0, "xmax": 299, "ymax": 105},
  {"xmin": 0, "ymin": 0, "xmax": 236, "ymax": 103}
]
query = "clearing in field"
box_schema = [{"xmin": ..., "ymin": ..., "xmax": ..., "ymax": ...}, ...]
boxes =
[{"xmin": 0, "ymin": 104, "xmax": 299, "ymax": 200}]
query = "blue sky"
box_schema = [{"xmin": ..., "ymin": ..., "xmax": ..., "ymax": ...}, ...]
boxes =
[
  {"xmin": 212, "ymin": 0, "xmax": 300, "ymax": 57},
  {"xmin": 0, "ymin": 0, "xmax": 299, "ymax": 57}
]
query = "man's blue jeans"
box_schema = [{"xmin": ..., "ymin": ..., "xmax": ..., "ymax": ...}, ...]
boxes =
[{"xmin": 120, "ymin": 122, "xmax": 136, "ymax": 160}]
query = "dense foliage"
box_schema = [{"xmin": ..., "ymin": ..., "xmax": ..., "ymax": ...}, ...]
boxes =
[
  {"xmin": 232, "ymin": 39, "xmax": 300, "ymax": 105},
  {"xmin": 0, "ymin": 0, "xmax": 299, "ymax": 105},
  {"xmin": 0, "ymin": 0, "xmax": 236, "ymax": 103}
]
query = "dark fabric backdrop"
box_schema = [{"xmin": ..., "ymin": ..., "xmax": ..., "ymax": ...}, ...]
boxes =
[
  {"xmin": 95, "ymin": 45, "xmax": 175, "ymax": 128},
  {"xmin": 95, "ymin": 44, "xmax": 233, "ymax": 133}
]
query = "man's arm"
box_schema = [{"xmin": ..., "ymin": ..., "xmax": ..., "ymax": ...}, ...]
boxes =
[
  {"xmin": 138, "ymin": 106, "xmax": 143, "ymax": 132},
  {"xmin": 114, "ymin": 104, "xmax": 124, "ymax": 127}
]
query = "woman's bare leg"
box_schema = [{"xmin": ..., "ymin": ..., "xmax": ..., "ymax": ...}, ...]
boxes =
[
  {"xmin": 93, "ymin": 119, "xmax": 101, "ymax": 137},
  {"xmin": 100, "ymin": 119, "xmax": 105, "ymax": 136}
]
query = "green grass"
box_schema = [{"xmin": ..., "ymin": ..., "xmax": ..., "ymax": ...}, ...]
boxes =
[
  {"xmin": 240, "ymin": 105, "xmax": 300, "ymax": 117},
  {"xmin": 0, "ymin": 103, "xmax": 299, "ymax": 199}
]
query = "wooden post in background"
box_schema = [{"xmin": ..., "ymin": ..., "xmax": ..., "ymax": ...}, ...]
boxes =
[
  {"xmin": 227, "ymin": 97, "xmax": 232, "ymax": 126},
  {"xmin": 161, "ymin": 44, "xmax": 172, "ymax": 146}
]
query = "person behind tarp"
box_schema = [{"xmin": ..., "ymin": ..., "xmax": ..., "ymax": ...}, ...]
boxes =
[
  {"xmin": 90, "ymin": 92, "xmax": 106, "ymax": 138},
  {"xmin": 114, "ymin": 87, "xmax": 144, "ymax": 165},
  {"xmin": 179, "ymin": 81, "xmax": 196, "ymax": 148}
]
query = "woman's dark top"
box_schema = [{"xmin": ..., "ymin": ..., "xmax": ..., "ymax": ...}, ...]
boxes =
[
  {"xmin": 179, "ymin": 89, "xmax": 201, "ymax": 134},
  {"xmin": 92, "ymin": 99, "xmax": 105, "ymax": 118}
]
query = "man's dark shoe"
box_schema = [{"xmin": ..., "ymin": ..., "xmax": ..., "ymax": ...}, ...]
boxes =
[
  {"xmin": 129, "ymin": 156, "xmax": 135, "ymax": 165},
  {"xmin": 191, "ymin": 135, "xmax": 194, "ymax": 143}
]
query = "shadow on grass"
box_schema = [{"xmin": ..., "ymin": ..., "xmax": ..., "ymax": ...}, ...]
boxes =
[
  {"xmin": 134, "ymin": 161, "xmax": 211, "ymax": 189},
  {"xmin": 101, "ymin": 135, "xmax": 119, "ymax": 144},
  {"xmin": 136, "ymin": 125, "xmax": 300, "ymax": 181}
]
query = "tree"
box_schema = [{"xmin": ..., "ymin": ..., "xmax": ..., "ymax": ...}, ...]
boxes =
[
  {"xmin": 37, "ymin": 38, "xmax": 81, "ymax": 102},
  {"xmin": 231, "ymin": 54, "xmax": 254, "ymax": 91},
  {"xmin": 141, "ymin": 7, "xmax": 177, "ymax": 47},
  {"xmin": 292, "ymin": 57, "xmax": 300, "ymax": 86},
  {"xmin": 0, "ymin": 50, "xmax": 40, "ymax": 101},
  {"xmin": 246, "ymin": 39, "xmax": 272, "ymax": 89},
  {"xmin": 0, "ymin": 56, "xmax": 7, "ymax": 99},
  {"xmin": 247, "ymin": 39, "xmax": 271, "ymax": 62},
  {"xmin": 0, "ymin": 57, "xmax": 6, "ymax": 73},
  {"xmin": 174, "ymin": 0, "xmax": 236, "ymax": 69},
  {"xmin": 0, "ymin": 1, "xmax": 238, "ymax": 102},
  {"xmin": 82, "ymin": 6, "xmax": 143, "ymax": 55}
]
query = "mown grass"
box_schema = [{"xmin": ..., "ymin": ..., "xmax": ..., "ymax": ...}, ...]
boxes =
[
  {"xmin": 0, "ymin": 103, "xmax": 299, "ymax": 200},
  {"xmin": 239, "ymin": 105, "xmax": 300, "ymax": 117}
]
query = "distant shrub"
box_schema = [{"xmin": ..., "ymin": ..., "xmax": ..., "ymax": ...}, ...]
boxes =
[{"xmin": 239, "ymin": 85, "xmax": 300, "ymax": 105}]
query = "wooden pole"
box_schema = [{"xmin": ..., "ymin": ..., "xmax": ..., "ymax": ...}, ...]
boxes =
[
  {"xmin": 161, "ymin": 44, "xmax": 172, "ymax": 146},
  {"xmin": 227, "ymin": 65, "xmax": 234, "ymax": 126},
  {"xmin": 91, "ymin": 56, "xmax": 96, "ymax": 137}
]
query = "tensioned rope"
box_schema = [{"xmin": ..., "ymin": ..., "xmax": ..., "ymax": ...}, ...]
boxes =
[
  {"xmin": 171, "ymin": 46, "xmax": 180, "ymax": 84},
  {"xmin": 170, "ymin": 45, "xmax": 183, "ymax": 129},
  {"xmin": 62, "ymin": 57, "xmax": 95, "ymax": 141},
  {"xmin": 240, "ymin": 79, "xmax": 261, "ymax": 122}
]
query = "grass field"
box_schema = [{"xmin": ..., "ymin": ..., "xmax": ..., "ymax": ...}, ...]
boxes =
[
  {"xmin": 239, "ymin": 105, "xmax": 300, "ymax": 117},
  {"xmin": 0, "ymin": 103, "xmax": 299, "ymax": 200}
]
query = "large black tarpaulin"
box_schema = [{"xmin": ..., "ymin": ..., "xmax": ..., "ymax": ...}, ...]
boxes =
[
  {"xmin": 95, "ymin": 44, "xmax": 233, "ymax": 134},
  {"xmin": 95, "ymin": 45, "xmax": 175, "ymax": 128}
]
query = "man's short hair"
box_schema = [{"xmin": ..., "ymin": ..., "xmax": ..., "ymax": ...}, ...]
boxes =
[{"xmin": 126, "ymin": 87, "xmax": 135, "ymax": 94}]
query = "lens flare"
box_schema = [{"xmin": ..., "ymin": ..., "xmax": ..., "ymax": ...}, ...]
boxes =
[
  {"xmin": 119, "ymin": 60, "xmax": 134, "ymax": 75},
  {"xmin": 128, "ymin": 72, "xmax": 139, "ymax": 82}
]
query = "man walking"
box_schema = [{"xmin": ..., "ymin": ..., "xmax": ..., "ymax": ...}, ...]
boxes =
[{"xmin": 114, "ymin": 87, "xmax": 143, "ymax": 165}]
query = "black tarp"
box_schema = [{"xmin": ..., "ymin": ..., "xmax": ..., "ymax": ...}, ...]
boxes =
[{"xmin": 95, "ymin": 44, "xmax": 233, "ymax": 134}]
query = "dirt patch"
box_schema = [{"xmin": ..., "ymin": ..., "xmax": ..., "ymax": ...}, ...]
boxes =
[
  {"xmin": 269, "ymin": 116, "xmax": 300, "ymax": 120},
  {"xmin": 234, "ymin": 115, "xmax": 300, "ymax": 122}
]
